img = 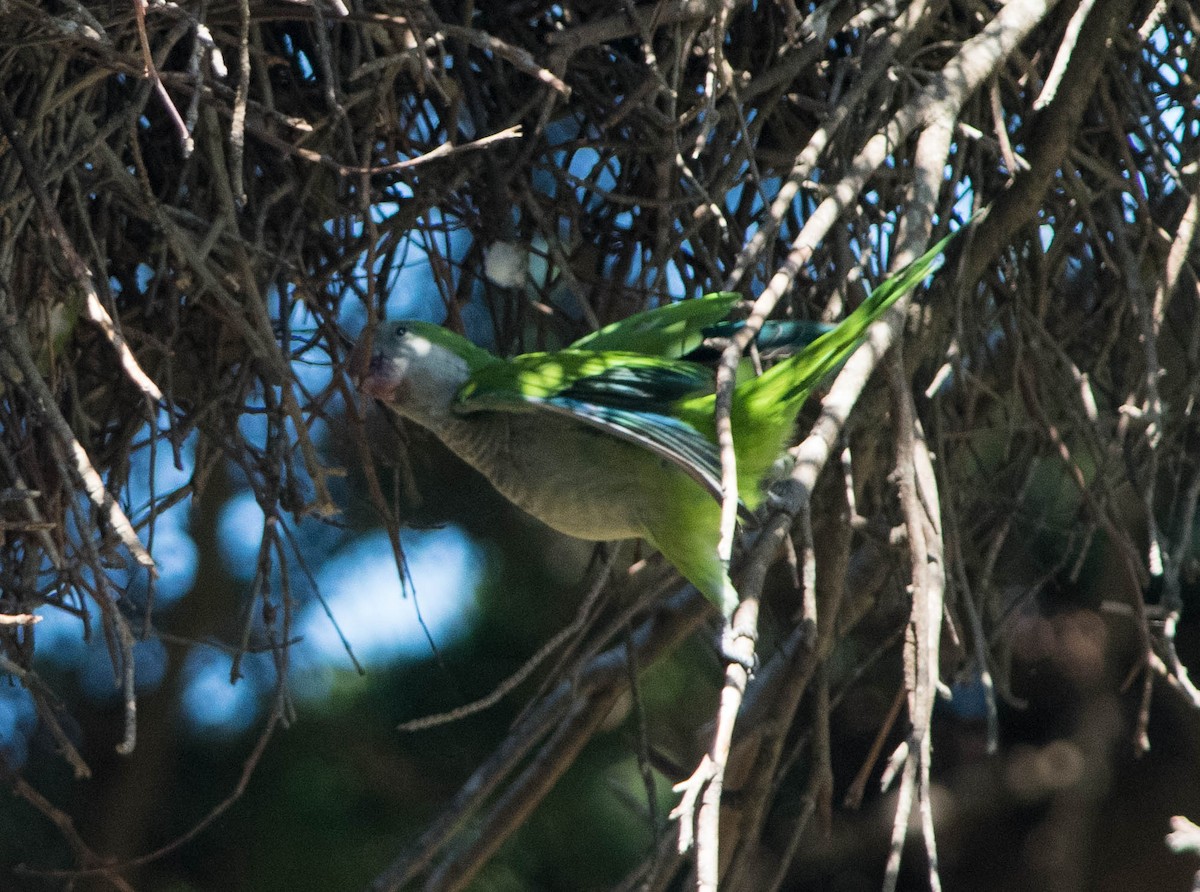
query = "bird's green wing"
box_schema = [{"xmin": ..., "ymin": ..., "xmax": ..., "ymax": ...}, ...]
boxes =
[
  {"xmin": 681, "ymin": 318, "xmax": 835, "ymax": 363},
  {"xmin": 459, "ymin": 350, "xmax": 713, "ymax": 407},
  {"xmin": 456, "ymin": 350, "xmax": 747, "ymax": 513},
  {"xmin": 538, "ymin": 398, "xmax": 732, "ymax": 507},
  {"xmin": 568, "ymin": 292, "xmax": 742, "ymax": 356}
]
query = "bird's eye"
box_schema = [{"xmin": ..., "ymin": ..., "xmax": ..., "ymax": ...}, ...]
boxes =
[{"xmin": 393, "ymin": 323, "xmax": 408, "ymax": 338}]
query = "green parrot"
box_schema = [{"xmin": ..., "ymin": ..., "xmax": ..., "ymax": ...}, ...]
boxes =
[{"xmin": 356, "ymin": 234, "xmax": 955, "ymax": 619}]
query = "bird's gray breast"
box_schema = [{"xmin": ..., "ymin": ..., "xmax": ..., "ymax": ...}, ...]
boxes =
[{"xmin": 431, "ymin": 412, "xmax": 656, "ymax": 542}]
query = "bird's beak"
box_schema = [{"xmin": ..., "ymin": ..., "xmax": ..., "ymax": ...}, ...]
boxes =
[
  {"xmin": 357, "ymin": 355, "xmax": 396, "ymax": 400},
  {"xmin": 350, "ymin": 335, "xmax": 403, "ymax": 402}
]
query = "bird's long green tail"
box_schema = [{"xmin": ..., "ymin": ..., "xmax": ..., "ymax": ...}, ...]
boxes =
[
  {"xmin": 743, "ymin": 230, "xmax": 957, "ymax": 415},
  {"xmin": 677, "ymin": 229, "xmax": 959, "ymax": 495}
]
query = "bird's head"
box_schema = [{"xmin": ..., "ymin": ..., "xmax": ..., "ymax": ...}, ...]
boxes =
[{"xmin": 353, "ymin": 320, "xmax": 492, "ymax": 420}]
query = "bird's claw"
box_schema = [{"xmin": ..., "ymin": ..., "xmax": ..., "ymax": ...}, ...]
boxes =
[
  {"xmin": 719, "ymin": 623, "xmax": 759, "ymax": 674},
  {"xmin": 766, "ymin": 477, "xmax": 805, "ymax": 512}
]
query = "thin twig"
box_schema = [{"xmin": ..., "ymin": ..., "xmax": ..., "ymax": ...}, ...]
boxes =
[
  {"xmin": 0, "ymin": 93, "xmax": 163, "ymax": 405},
  {"xmin": 397, "ymin": 550, "xmax": 618, "ymax": 732},
  {"xmin": 0, "ymin": 313, "xmax": 156, "ymax": 573}
]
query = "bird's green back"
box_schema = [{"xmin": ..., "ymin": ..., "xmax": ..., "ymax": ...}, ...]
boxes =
[{"xmin": 568, "ymin": 292, "xmax": 742, "ymax": 356}]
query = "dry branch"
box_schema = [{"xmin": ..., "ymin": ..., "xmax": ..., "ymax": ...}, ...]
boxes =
[{"xmin": 1, "ymin": 0, "xmax": 1197, "ymax": 888}]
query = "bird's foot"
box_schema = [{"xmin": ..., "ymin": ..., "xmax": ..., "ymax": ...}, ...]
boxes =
[
  {"xmin": 765, "ymin": 477, "xmax": 806, "ymax": 513},
  {"xmin": 718, "ymin": 622, "xmax": 759, "ymax": 675}
]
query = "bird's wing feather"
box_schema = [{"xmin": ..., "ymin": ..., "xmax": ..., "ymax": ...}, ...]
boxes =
[
  {"xmin": 568, "ymin": 292, "xmax": 742, "ymax": 356},
  {"xmin": 455, "ymin": 351, "xmax": 753, "ymax": 517},
  {"xmin": 530, "ymin": 398, "xmax": 733, "ymax": 509},
  {"xmin": 459, "ymin": 350, "xmax": 713, "ymax": 407},
  {"xmin": 682, "ymin": 318, "xmax": 836, "ymax": 362}
]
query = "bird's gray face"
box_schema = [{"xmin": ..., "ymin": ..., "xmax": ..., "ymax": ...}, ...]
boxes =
[{"xmin": 354, "ymin": 323, "xmax": 471, "ymax": 418}]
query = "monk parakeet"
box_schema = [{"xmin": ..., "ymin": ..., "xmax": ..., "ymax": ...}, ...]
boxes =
[{"xmin": 356, "ymin": 234, "xmax": 954, "ymax": 619}]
